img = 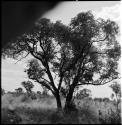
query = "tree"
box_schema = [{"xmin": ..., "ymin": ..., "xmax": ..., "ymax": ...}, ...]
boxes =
[
  {"xmin": 15, "ymin": 87, "xmax": 23, "ymax": 94},
  {"xmin": 76, "ymin": 88, "xmax": 92, "ymax": 99},
  {"xmin": 1, "ymin": 88, "xmax": 5, "ymax": 95},
  {"xmin": 109, "ymin": 81, "xmax": 121, "ymax": 110},
  {"xmin": 2, "ymin": 11, "xmax": 120, "ymax": 111},
  {"xmin": 37, "ymin": 91, "xmax": 42, "ymax": 98},
  {"xmin": 37, "ymin": 91, "xmax": 42, "ymax": 95},
  {"xmin": 94, "ymin": 98, "xmax": 103, "ymax": 103},
  {"xmin": 103, "ymin": 97, "xmax": 110, "ymax": 102},
  {"xmin": 21, "ymin": 81, "xmax": 34, "ymax": 96}
]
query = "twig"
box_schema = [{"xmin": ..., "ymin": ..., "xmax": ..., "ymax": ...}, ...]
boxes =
[{"xmin": 15, "ymin": 53, "xmax": 29, "ymax": 64}]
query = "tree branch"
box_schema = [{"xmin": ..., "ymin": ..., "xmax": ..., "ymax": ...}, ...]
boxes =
[
  {"xmin": 45, "ymin": 61, "xmax": 57, "ymax": 91},
  {"xmin": 35, "ymin": 79, "xmax": 54, "ymax": 93},
  {"xmin": 26, "ymin": 41, "xmax": 44, "ymax": 64},
  {"xmin": 57, "ymin": 50, "xmax": 67, "ymax": 90},
  {"xmin": 40, "ymin": 77, "xmax": 50, "ymax": 83},
  {"xmin": 58, "ymin": 75, "xmax": 63, "ymax": 90},
  {"xmin": 26, "ymin": 40, "xmax": 57, "ymax": 91},
  {"xmin": 90, "ymin": 52, "xmax": 108, "ymax": 55},
  {"xmin": 78, "ymin": 77, "xmax": 118, "ymax": 86},
  {"xmin": 91, "ymin": 35, "xmax": 108, "ymax": 44},
  {"xmin": 15, "ymin": 52, "xmax": 29, "ymax": 64},
  {"xmin": 40, "ymin": 41, "xmax": 45, "ymax": 54},
  {"xmin": 62, "ymin": 41, "xmax": 91, "ymax": 74}
]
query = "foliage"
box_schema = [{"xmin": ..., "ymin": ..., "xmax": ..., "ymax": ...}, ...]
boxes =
[
  {"xmin": 102, "ymin": 98, "xmax": 110, "ymax": 102},
  {"xmin": 15, "ymin": 87, "xmax": 23, "ymax": 94},
  {"xmin": 94, "ymin": 98, "xmax": 103, "ymax": 102},
  {"xmin": 99, "ymin": 108, "xmax": 121, "ymax": 124},
  {"xmin": 76, "ymin": 88, "xmax": 92, "ymax": 99},
  {"xmin": 21, "ymin": 81, "xmax": 34, "ymax": 95},
  {"xmin": 110, "ymin": 81, "xmax": 121, "ymax": 99},
  {"xmin": 109, "ymin": 81, "xmax": 121, "ymax": 111}
]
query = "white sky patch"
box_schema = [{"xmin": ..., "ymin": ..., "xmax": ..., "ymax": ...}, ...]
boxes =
[
  {"xmin": 43, "ymin": 1, "xmax": 120, "ymax": 25},
  {"xmin": 2, "ymin": 1, "xmax": 121, "ymax": 98},
  {"xmin": 93, "ymin": 4, "xmax": 121, "ymax": 27},
  {"xmin": 82, "ymin": 84, "xmax": 114, "ymax": 98}
]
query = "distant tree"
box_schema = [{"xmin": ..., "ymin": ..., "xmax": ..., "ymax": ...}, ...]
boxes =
[
  {"xmin": 37, "ymin": 91, "xmax": 42, "ymax": 98},
  {"xmin": 109, "ymin": 81, "xmax": 121, "ymax": 110},
  {"xmin": 1, "ymin": 88, "xmax": 5, "ymax": 95},
  {"xmin": 37, "ymin": 91, "xmax": 42, "ymax": 95},
  {"xmin": 30, "ymin": 91, "xmax": 37, "ymax": 100},
  {"xmin": 15, "ymin": 87, "xmax": 23, "ymax": 94},
  {"xmin": 103, "ymin": 97, "xmax": 110, "ymax": 102},
  {"xmin": 76, "ymin": 88, "xmax": 92, "ymax": 99},
  {"xmin": 21, "ymin": 81, "xmax": 34, "ymax": 96},
  {"xmin": 42, "ymin": 87, "xmax": 49, "ymax": 97},
  {"xmin": 7, "ymin": 91, "xmax": 12, "ymax": 94},
  {"xmin": 94, "ymin": 98, "xmax": 103, "ymax": 102},
  {"xmin": 2, "ymin": 11, "xmax": 120, "ymax": 111}
]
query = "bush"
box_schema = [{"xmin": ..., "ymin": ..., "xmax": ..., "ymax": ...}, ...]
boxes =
[
  {"xmin": 2, "ymin": 108, "xmax": 21, "ymax": 124},
  {"xmin": 99, "ymin": 108, "xmax": 121, "ymax": 124},
  {"xmin": 21, "ymin": 94, "xmax": 30, "ymax": 102}
]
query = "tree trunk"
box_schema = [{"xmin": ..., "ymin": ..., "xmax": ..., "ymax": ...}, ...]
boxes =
[
  {"xmin": 64, "ymin": 75, "xmax": 79, "ymax": 112},
  {"xmin": 55, "ymin": 91, "xmax": 62, "ymax": 111},
  {"xmin": 64, "ymin": 85, "xmax": 75, "ymax": 112}
]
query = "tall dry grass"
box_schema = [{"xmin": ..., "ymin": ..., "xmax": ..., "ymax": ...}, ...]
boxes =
[{"xmin": 1, "ymin": 93, "xmax": 121, "ymax": 124}]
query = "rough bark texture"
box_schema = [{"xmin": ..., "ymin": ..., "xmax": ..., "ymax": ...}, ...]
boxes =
[
  {"xmin": 64, "ymin": 85, "xmax": 76, "ymax": 112},
  {"xmin": 64, "ymin": 76, "xmax": 79, "ymax": 112},
  {"xmin": 54, "ymin": 91, "xmax": 62, "ymax": 110}
]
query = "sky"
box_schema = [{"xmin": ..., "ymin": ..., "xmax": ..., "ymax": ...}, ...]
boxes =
[{"xmin": 1, "ymin": 1, "xmax": 121, "ymax": 98}]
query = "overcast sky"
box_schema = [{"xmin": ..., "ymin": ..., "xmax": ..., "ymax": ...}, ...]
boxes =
[{"xmin": 2, "ymin": 1, "xmax": 121, "ymax": 98}]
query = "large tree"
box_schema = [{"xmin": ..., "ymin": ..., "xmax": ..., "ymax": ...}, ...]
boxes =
[{"xmin": 2, "ymin": 11, "xmax": 120, "ymax": 111}]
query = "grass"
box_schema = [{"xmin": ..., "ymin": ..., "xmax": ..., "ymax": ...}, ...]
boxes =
[{"xmin": 1, "ymin": 93, "xmax": 121, "ymax": 124}]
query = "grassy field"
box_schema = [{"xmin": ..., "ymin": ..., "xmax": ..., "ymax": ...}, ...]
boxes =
[{"xmin": 1, "ymin": 93, "xmax": 121, "ymax": 124}]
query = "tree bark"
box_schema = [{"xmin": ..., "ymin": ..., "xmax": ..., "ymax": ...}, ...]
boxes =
[
  {"xmin": 64, "ymin": 76, "xmax": 79, "ymax": 112},
  {"xmin": 54, "ymin": 91, "xmax": 62, "ymax": 111},
  {"xmin": 64, "ymin": 85, "xmax": 75, "ymax": 112}
]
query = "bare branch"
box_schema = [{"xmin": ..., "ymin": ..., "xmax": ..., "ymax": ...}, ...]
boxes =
[
  {"xmin": 90, "ymin": 52, "xmax": 108, "ymax": 55},
  {"xmin": 40, "ymin": 77, "xmax": 50, "ymax": 83},
  {"xmin": 15, "ymin": 52, "xmax": 29, "ymax": 64},
  {"xmin": 78, "ymin": 77, "xmax": 119, "ymax": 86},
  {"xmin": 35, "ymin": 79, "xmax": 54, "ymax": 93},
  {"xmin": 26, "ymin": 42, "xmax": 43, "ymax": 63},
  {"xmin": 40, "ymin": 42, "xmax": 45, "ymax": 54},
  {"xmin": 91, "ymin": 35, "xmax": 108, "ymax": 44}
]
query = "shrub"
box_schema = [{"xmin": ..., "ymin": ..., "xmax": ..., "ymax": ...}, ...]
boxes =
[
  {"xmin": 2, "ymin": 108, "xmax": 21, "ymax": 124},
  {"xmin": 21, "ymin": 94, "xmax": 30, "ymax": 102},
  {"xmin": 99, "ymin": 108, "xmax": 121, "ymax": 124}
]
